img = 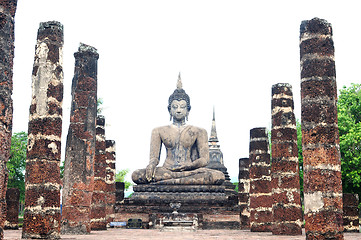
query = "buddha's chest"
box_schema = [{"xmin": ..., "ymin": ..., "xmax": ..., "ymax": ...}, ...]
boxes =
[{"xmin": 160, "ymin": 127, "xmax": 197, "ymax": 149}]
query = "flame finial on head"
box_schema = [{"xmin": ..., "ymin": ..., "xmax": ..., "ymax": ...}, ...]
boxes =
[{"xmin": 177, "ymin": 72, "xmax": 182, "ymax": 89}]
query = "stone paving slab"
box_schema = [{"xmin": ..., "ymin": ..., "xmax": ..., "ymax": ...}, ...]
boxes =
[{"xmin": 4, "ymin": 228, "xmax": 361, "ymax": 240}]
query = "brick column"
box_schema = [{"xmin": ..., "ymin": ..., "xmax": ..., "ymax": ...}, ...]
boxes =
[
  {"xmin": 61, "ymin": 43, "xmax": 98, "ymax": 234},
  {"xmin": 105, "ymin": 140, "xmax": 116, "ymax": 224},
  {"xmin": 115, "ymin": 182, "xmax": 125, "ymax": 204},
  {"xmin": 271, "ymin": 83, "xmax": 302, "ymax": 235},
  {"xmin": 238, "ymin": 157, "xmax": 250, "ymax": 229},
  {"xmin": 0, "ymin": 1, "xmax": 17, "ymax": 238},
  {"xmin": 90, "ymin": 115, "xmax": 107, "ymax": 230},
  {"xmin": 248, "ymin": 128, "xmax": 272, "ymax": 232},
  {"xmin": 342, "ymin": 193, "xmax": 359, "ymax": 232},
  {"xmin": 300, "ymin": 18, "xmax": 344, "ymax": 239},
  {"xmin": 22, "ymin": 21, "xmax": 63, "ymax": 239},
  {"xmin": 5, "ymin": 188, "xmax": 19, "ymax": 230}
]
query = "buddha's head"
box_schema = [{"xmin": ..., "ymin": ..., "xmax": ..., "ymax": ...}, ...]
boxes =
[{"xmin": 168, "ymin": 74, "xmax": 191, "ymax": 121}]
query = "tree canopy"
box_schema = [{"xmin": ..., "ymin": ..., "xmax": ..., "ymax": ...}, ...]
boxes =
[
  {"xmin": 7, "ymin": 131, "xmax": 27, "ymax": 203},
  {"xmin": 338, "ymin": 83, "xmax": 361, "ymax": 199}
]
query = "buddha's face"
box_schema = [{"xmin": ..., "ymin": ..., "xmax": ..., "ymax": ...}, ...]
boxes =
[{"xmin": 170, "ymin": 100, "xmax": 188, "ymax": 121}]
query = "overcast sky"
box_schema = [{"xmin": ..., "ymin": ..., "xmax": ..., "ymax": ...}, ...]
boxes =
[{"xmin": 11, "ymin": 0, "xmax": 361, "ymax": 183}]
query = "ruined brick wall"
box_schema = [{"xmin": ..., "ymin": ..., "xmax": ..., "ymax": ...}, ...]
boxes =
[
  {"xmin": 343, "ymin": 193, "xmax": 359, "ymax": 232},
  {"xmin": 248, "ymin": 128, "xmax": 272, "ymax": 232},
  {"xmin": 238, "ymin": 157, "xmax": 250, "ymax": 229},
  {"xmin": 0, "ymin": 1, "xmax": 17, "ymax": 238},
  {"xmin": 90, "ymin": 115, "xmax": 107, "ymax": 230},
  {"xmin": 271, "ymin": 83, "xmax": 302, "ymax": 235},
  {"xmin": 22, "ymin": 21, "xmax": 63, "ymax": 239},
  {"xmin": 115, "ymin": 182, "xmax": 125, "ymax": 204},
  {"xmin": 61, "ymin": 43, "xmax": 98, "ymax": 234},
  {"xmin": 105, "ymin": 140, "xmax": 116, "ymax": 224},
  {"xmin": 5, "ymin": 188, "xmax": 19, "ymax": 230},
  {"xmin": 300, "ymin": 18, "xmax": 344, "ymax": 239}
]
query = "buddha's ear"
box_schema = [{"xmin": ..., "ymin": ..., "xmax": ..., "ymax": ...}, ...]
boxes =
[
  {"xmin": 169, "ymin": 113, "xmax": 173, "ymax": 121},
  {"xmin": 186, "ymin": 112, "xmax": 189, "ymax": 121}
]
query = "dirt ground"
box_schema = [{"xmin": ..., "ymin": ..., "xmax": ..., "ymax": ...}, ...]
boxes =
[{"xmin": 4, "ymin": 228, "xmax": 361, "ymax": 240}]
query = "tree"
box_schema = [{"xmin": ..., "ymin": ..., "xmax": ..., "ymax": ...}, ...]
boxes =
[
  {"xmin": 338, "ymin": 83, "xmax": 361, "ymax": 203},
  {"xmin": 7, "ymin": 131, "xmax": 27, "ymax": 203},
  {"xmin": 115, "ymin": 169, "xmax": 132, "ymax": 191}
]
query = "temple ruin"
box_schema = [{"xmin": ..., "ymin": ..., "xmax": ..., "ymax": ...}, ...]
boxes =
[
  {"xmin": 238, "ymin": 157, "xmax": 250, "ymax": 229},
  {"xmin": 0, "ymin": 1, "xmax": 17, "ymax": 238},
  {"xmin": 248, "ymin": 128, "xmax": 272, "ymax": 232},
  {"xmin": 271, "ymin": 83, "xmax": 302, "ymax": 235},
  {"xmin": 104, "ymin": 140, "xmax": 116, "ymax": 225},
  {"xmin": 61, "ymin": 43, "xmax": 98, "ymax": 234},
  {"xmin": 90, "ymin": 115, "xmax": 107, "ymax": 230},
  {"xmin": 300, "ymin": 18, "xmax": 344, "ymax": 239},
  {"xmin": 22, "ymin": 21, "xmax": 63, "ymax": 239}
]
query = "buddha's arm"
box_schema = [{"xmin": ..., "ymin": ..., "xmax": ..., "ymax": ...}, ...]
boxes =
[
  {"xmin": 191, "ymin": 128, "xmax": 210, "ymax": 168},
  {"xmin": 146, "ymin": 128, "xmax": 162, "ymax": 181}
]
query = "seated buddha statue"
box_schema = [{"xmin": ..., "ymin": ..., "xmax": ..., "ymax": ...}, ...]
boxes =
[{"xmin": 132, "ymin": 75, "xmax": 225, "ymax": 185}]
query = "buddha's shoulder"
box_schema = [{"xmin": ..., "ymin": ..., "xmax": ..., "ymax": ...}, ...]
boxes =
[{"xmin": 151, "ymin": 125, "xmax": 207, "ymax": 134}]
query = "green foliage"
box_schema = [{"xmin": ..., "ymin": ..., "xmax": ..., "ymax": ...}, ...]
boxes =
[
  {"xmin": 97, "ymin": 98, "xmax": 103, "ymax": 114},
  {"xmin": 232, "ymin": 182, "xmax": 238, "ymax": 192},
  {"xmin": 7, "ymin": 131, "xmax": 27, "ymax": 203},
  {"xmin": 338, "ymin": 84, "xmax": 361, "ymax": 200},
  {"xmin": 115, "ymin": 169, "xmax": 132, "ymax": 190},
  {"xmin": 296, "ymin": 119, "xmax": 303, "ymax": 193}
]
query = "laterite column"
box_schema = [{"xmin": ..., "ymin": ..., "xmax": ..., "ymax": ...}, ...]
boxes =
[
  {"xmin": 22, "ymin": 21, "xmax": 63, "ymax": 239},
  {"xmin": 300, "ymin": 18, "xmax": 343, "ymax": 239},
  {"xmin": 0, "ymin": 1, "xmax": 17, "ymax": 238},
  {"xmin": 238, "ymin": 157, "xmax": 250, "ymax": 229},
  {"xmin": 249, "ymin": 128, "xmax": 272, "ymax": 232},
  {"xmin": 342, "ymin": 193, "xmax": 359, "ymax": 232},
  {"xmin": 271, "ymin": 83, "xmax": 302, "ymax": 235},
  {"xmin": 90, "ymin": 115, "xmax": 107, "ymax": 230},
  {"xmin": 105, "ymin": 140, "xmax": 116, "ymax": 224},
  {"xmin": 61, "ymin": 43, "xmax": 98, "ymax": 234},
  {"xmin": 5, "ymin": 188, "xmax": 19, "ymax": 230}
]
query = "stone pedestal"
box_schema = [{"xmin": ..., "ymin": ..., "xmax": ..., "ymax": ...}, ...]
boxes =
[
  {"xmin": 149, "ymin": 212, "xmax": 199, "ymax": 231},
  {"xmin": 115, "ymin": 184, "xmax": 240, "ymax": 229}
]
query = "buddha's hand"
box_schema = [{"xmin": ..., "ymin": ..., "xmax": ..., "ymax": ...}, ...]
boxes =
[
  {"xmin": 145, "ymin": 164, "xmax": 156, "ymax": 182},
  {"xmin": 171, "ymin": 164, "xmax": 192, "ymax": 172}
]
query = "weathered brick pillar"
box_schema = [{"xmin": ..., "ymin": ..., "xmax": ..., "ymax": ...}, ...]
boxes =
[
  {"xmin": 248, "ymin": 128, "xmax": 272, "ymax": 232},
  {"xmin": 115, "ymin": 182, "xmax": 125, "ymax": 204},
  {"xmin": 271, "ymin": 83, "xmax": 302, "ymax": 235},
  {"xmin": 61, "ymin": 43, "xmax": 98, "ymax": 234},
  {"xmin": 105, "ymin": 140, "xmax": 116, "ymax": 224},
  {"xmin": 5, "ymin": 188, "xmax": 19, "ymax": 230},
  {"xmin": 300, "ymin": 18, "xmax": 344, "ymax": 239},
  {"xmin": 238, "ymin": 157, "xmax": 250, "ymax": 229},
  {"xmin": 90, "ymin": 115, "xmax": 107, "ymax": 230},
  {"xmin": 0, "ymin": 1, "xmax": 17, "ymax": 238},
  {"xmin": 22, "ymin": 21, "xmax": 63, "ymax": 239},
  {"xmin": 342, "ymin": 193, "xmax": 359, "ymax": 232}
]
